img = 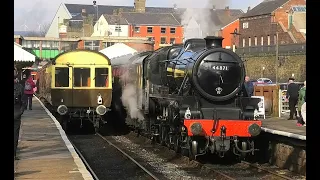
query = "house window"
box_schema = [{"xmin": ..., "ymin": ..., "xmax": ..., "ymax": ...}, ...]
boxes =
[
  {"xmin": 160, "ymin": 37, "xmax": 166, "ymax": 44},
  {"xmin": 170, "ymin": 28, "xmax": 176, "ymax": 34},
  {"xmin": 261, "ymin": 36, "xmax": 264, "ymax": 46},
  {"xmin": 134, "ymin": 26, "xmax": 140, "ymax": 33},
  {"xmin": 147, "ymin": 27, "xmax": 153, "ymax": 33},
  {"xmin": 161, "ymin": 27, "xmax": 166, "ymax": 34},
  {"xmin": 74, "ymin": 68, "xmax": 91, "ymax": 87},
  {"xmin": 103, "ymin": 42, "xmax": 115, "ymax": 48},
  {"xmin": 248, "ymin": 37, "xmax": 251, "ymax": 47},
  {"xmin": 170, "ymin": 38, "xmax": 175, "ymax": 44},
  {"xmin": 242, "ymin": 22, "xmax": 249, "ymax": 29},
  {"xmin": 84, "ymin": 40, "xmax": 100, "ymax": 51},
  {"xmin": 115, "ymin": 26, "xmax": 121, "ymax": 32},
  {"xmin": 147, "ymin": 36, "xmax": 154, "ymax": 41},
  {"xmin": 254, "ymin": 36, "xmax": 257, "ymax": 46},
  {"xmin": 242, "ymin": 38, "xmax": 246, "ymax": 47},
  {"xmin": 267, "ymin": 35, "xmax": 270, "ymax": 45}
]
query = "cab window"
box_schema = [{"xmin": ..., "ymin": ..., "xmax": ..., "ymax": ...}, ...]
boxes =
[
  {"xmin": 95, "ymin": 68, "xmax": 109, "ymax": 87},
  {"xmin": 74, "ymin": 68, "xmax": 90, "ymax": 87},
  {"xmin": 55, "ymin": 67, "xmax": 69, "ymax": 87}
]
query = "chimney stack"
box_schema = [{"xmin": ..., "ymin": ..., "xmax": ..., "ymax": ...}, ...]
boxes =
[
  {"xmin": 212, "ymin": 5, "xmax": 216, "ymax": 10},
  {"xmin": 225, "ymin": 6, "xmax": 230, "ymax": 16},
  {"xmin": 173, "ymin": 4, "xmax": 177, "ymax": 10},
  {"xmin": 247, "ymin": 6, "xmax": 251, "ymax": 12},
  {"xmin": 134, "ymin": 0, "xmax": 146, "ymax": 13},
  {"xmin": 81, "ymin": 9, "xmax": 87, "ymax": 17}
]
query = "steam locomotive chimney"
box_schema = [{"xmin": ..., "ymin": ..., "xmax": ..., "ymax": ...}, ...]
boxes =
[{"xmin": 204, "ymin": 36, "xmax": 224, "ymax": 48}]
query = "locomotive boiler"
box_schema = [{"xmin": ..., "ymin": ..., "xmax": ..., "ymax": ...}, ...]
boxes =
[
  {"xmin": 37, "ymin": 50, "xmax": 113, "ymax": 132},
  {"xmin": 111, "ymin": 36, "xmax": 262, "ymax": 160}
]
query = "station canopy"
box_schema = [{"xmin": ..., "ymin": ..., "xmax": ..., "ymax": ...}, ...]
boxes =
[
  {"xmin": 14, "ymin": 42, "xmax": 36, "ymax": 62},
  {"xmin": 99, "ymin": 43, "xmax": 137, "ymax": 59}
]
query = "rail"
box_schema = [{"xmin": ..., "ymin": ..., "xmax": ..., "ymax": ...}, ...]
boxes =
[{"xmin": 97, "ymin": 133, "xmax": 160, "ymax": 180}]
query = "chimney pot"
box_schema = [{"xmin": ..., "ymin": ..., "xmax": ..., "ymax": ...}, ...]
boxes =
[
  {"xmin": 225, "ymin": 6, "xmax": 229, "ymax": 10},
  {"xmin": 173, "ymin": 4, "xmax": 177, "ymax": 9},
  {"xmin": 247, "ymin": 6, "xmax": 251, "ymax": 12},
  {"xmin": 212, "ymin": 5, "xmax": 216, "ymax": 10}
]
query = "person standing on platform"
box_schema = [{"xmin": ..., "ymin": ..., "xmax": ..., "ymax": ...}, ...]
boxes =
[
  {"xmin": 24, "ymin": 74, "xmax": 36, "ymax": 110},
  {"xmin": 301, "ymin": 89, "xmax": 306, "ymax": 126},
  {"xmin": 297, "ymin": 81, "xmax": 306, "ymax": 126},
  {"xmin": 244, "ymin": 76, "xmax": 254, "ymax": 97},
  {"xmin": 286, "ymin": 78, "xmax": 299, "ymax": 120},
  {"xmin": 14, "ymin": 66, "xmax": 25, "ymax": 160}
]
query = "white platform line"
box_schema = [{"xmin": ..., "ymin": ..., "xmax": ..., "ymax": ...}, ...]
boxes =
[
  {"xmin": 34, "ymin": 96, "xmax": 94, "ymax": 180},
  {"xmin": 261, "ymin": 127, "xmax": 306, "ymax": 141}
]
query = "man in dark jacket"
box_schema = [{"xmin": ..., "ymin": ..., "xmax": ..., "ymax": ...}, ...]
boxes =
[
  {"xmin": 14, "ymin": 66, "xmax": 25, "ymax": 160},
  {"xmin": 286, "ymin": 78, "xmax": 299, "ymax": 120},
  {"xmin": 244, "ymin": 76, "xmax": 254, "ymax": 97},
  {"xmin": 301, "ymin": 89, "xmax": 306, "ymax": 126}
]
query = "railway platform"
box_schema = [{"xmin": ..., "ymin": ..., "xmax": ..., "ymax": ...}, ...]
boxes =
[
  {"xmin": 261, "ymin": 117, "xmax": 306, "ymax": 140},
  {"xmin": 14, "ymin": 96, "xmax": 93, "ymax": 180}
]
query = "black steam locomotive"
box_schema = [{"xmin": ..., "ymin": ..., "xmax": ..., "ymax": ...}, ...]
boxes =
[{"xmin": 111, "ymin": 36, "xmax": 262, "ymax": 160}]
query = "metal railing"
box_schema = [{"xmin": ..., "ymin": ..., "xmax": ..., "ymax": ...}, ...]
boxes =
[{"xmin": 236, "ymin": 43, "xmax": 306, "ymax": 55}]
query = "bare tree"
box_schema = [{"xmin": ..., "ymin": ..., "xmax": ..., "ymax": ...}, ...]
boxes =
[
  {"xmin": 39, "ymin": 23, "xmax": 50, "ymax": 36},
  {"xmin": 25, "ymin": 23, "xmax": 50, "ymax": 37}
]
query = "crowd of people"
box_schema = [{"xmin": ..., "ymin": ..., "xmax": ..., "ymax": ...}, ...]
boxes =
[
  {"xmin": 244, "ymin": 76, "xmax": 306, "ymax": 127},
  {"xmin": 14, "ymin": 66, "xmax": 36, "ymax": 161}
]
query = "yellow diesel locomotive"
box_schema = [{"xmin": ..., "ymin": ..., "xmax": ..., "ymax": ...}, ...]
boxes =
[{"xmin": 37, "ymin": 50, "xmax": 112, "ymax": 132}]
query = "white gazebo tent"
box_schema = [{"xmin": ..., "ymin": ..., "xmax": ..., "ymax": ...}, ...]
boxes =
[
  {"xmin": 99, "ymin": 43, "xmax": 137, "ymax": 59},
  {"xmin": 14, "ymin": 42, "xmax": 36, "ymax": 62}
]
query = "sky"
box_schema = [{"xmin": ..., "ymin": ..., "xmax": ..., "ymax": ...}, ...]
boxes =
[{"xmin": 14, "ymin": 0, "xmax": 264, "ymax": 31}]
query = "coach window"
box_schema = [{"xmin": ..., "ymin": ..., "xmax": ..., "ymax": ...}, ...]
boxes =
[
  {"xmin": 55, "ymin": 67, "xmax": 69, "ymax": 87},
  {"xmin": 74, "ymin": 68, "xmax": 91, "ymax": 87},
  {"xmin": 95, "ymin": 68, "xmax": 109, "ymax": 87}
]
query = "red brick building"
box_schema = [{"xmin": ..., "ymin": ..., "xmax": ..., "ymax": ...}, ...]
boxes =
[
  {"xmin": 122, "ymin": 12, "xmax": 183, "ymax": 50},
  {"xmin": 219, "ymin": 19, "xmax": 240, "ymax": 49},
  {"xmin": 239, "ymin": 0, "xmax": 306, "ymax": 48}
]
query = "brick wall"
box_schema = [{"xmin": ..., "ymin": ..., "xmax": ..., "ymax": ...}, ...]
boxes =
[
  {"xmin": 245, "ymin": 54, "xmax": 306, "ymax": 82},
  {"xmin": 77, "ymin": 40, "xmax": 84, "ymax": 49},
  {"xmin": 15, "ymin": 38, "xmax": 22, "ymax": 45},
  {"xmin": 274, "ymin": 0, "xmax": 306, "ymax": 30},
  {"xmin": 274, "ymin": 0, "xmax": 306, "ymax": 43},
  {"xmin": 239, "ymin": 0, "xmax": 306, "ymax": 47}
]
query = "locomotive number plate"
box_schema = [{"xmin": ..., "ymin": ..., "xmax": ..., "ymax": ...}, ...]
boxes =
[{"xmin": 212, "ymin": 66, "xmax": 229, "ymax": 71}]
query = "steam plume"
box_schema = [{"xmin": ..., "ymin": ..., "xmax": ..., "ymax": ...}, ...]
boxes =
[
  {"xmin": 173, "ymin": 0, "xmax": 230, "ymax": 39},
  {"xmin": 120, "ymin": 64, "xmax": 145, "ymax": 122}
]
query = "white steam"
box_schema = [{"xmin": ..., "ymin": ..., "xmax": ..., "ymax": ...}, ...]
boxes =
[
  {"xmin": 173, "ymin": 0, "xmax": 231, "ymax": 39},
  {"xmin": 120, "ymin": 65, "xmax": 145, "ymax": 122}
]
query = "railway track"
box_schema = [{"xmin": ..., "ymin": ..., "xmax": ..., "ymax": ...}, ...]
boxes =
[
  {"xmin": 67, "ymin": 124, "xmax": 305, "ymax": 180},
  {"xmin": 69, "ymin": 133, "xmax": 161, "ymax": 180},
  {"xmin": 112, "ymin": 130, "xmax": 306, "ymax": 180},
  {"xmin": 40, "ymin": 98, "xmax": 304, "ymax": 180}
]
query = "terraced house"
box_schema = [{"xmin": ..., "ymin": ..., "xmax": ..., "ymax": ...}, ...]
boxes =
[
  {"xmin": 46, "ymin": 0, "xmax": 243, "ymax": 49},
  {"xmin": 239, "ymin": 0, "xmax": 306, "ymax": 48}
]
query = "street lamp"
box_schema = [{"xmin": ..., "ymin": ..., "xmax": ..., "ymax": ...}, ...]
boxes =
[
  {"xmin": 271, "ymin": 13, "xmax": 279, "ymax": 84},
  {"xmin": 93, "ymin": 1, "xmax": 99, "ymax": 25},
  {"xmin": 230, "ymin": 28, "xmax": 241, "ymax": 52}
]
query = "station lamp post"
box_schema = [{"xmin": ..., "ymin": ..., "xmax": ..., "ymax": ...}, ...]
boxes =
[
  {"xmin": 230, "ymin": 28, "xmax": 241, "ymax": 52},
  {"xmin": 93, "ymin": 1, "xmax": 99, "ymax": 25}
]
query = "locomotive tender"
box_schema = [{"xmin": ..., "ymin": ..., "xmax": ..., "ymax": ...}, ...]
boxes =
[
  {"xmin": 37, "ymin": 50, "xmax": 112, "ymax": 132},
  {"xmin": 112, "ymin": 36, "xmax": 262, "ymax": 160}
]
